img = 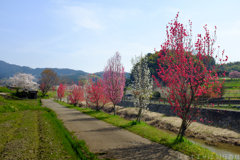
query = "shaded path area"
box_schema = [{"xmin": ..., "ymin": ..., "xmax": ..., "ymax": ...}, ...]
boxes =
[{"xmin": 41, "ymin": 99, "xmax": 190, "ymax": 160}]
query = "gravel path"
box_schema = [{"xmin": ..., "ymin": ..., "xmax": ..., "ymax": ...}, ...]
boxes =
[{"xmin": 41, "ymin": 99, "xmax": 191, "ymax": 160}]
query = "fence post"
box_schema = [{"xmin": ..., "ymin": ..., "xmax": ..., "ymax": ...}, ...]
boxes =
[
  {"xmin": 164, "ymin": 99, "xmax": 165, "ymax": 104},
  {"xmin": 217, "ymin": 98, "xmax": 219, "ymax": 107}
]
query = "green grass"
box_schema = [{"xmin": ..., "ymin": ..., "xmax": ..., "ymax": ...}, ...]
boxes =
[
  {"xmin": 56, "ymin": 100, "xmax": 226, "ymax": 160},
  {"xmin": 0, "ymin": 86, "xmax": 14, "ymax": 93},
  {"xmin": 0, "ymin": 95, "xmax": 99, "ymax": 159}
]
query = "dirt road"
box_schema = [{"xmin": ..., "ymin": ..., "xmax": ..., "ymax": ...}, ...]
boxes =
[{"xmin": 41, "ymin": 99, "xmax": 191, "ymax": 160}]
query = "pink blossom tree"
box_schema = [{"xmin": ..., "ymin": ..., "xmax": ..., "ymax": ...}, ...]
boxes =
[
  {"xmin": 153, "ymin": 13, "xmax": 228, "ymax": 141},
  {"xmin": 229, "ymin": 71, "xmax": 240, "ymax": 79},
  {"xmin": 52, "ymin": 86, "xmax": 55, "ymax": 91},
  {"xmin": 57, "ymin": 83, "xmax": 65, "ymax": 101},
  {"xmin": 103, "ymin": 52, "xmax": 126, "ymax": 116}
]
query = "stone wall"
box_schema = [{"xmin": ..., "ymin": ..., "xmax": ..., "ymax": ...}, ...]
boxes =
[{"xmin": 117, "ymin": 100, "xmax": 240, "ymax": 133}]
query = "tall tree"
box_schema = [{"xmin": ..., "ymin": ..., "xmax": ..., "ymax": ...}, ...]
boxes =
[
  {"xmin": 39, "ymin": 69, "xmax": 59, "ymax": 97},
  {"xmin": 9, "ymin": 73, "xmax": 38, "ymax": 90},
  {"xmin": 103, "ymin": 52, "xmax": 126, "ymax": 116},
  {"xmin": 131, "ymin": 53, "xmax": 153, "ymax": 123},
  {"xmin": 153, "ymin": 13, "xmax": 228, "ymax": 141}
]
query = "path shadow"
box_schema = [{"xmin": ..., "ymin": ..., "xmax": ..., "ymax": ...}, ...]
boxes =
[
  {"xmin": 85, "ymin": 127, "xmax": 122, "ymax": 133},
  {"xmin": 67, "ymin": 117, "xmax": 98, "ymax": 122},
  {"xmin": 98, "ymin": 142, "xmax": 189, "ymax": 160}
]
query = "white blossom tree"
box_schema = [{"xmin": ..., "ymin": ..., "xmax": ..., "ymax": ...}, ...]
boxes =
[
  {"xmin": 131, "ymin": 54, "xmax": 153, "ymax": 123},
  {"xmin": 9, "ymin": 73, "xmax": 38, "ymax": 90}
]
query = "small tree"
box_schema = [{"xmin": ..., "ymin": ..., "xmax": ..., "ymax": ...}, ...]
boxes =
[
  {"xmin": 57, "ymin": 83, "xmax": 65, "ymax": 101},
  {"xmin": 9, "ymin": 73, "xmax": 38, "ymax": 90},
  {"xmin": 103, "ymin": 52, "xmax": 126, "ymax": 116},
  {"xmin": 84, "ymin": 75, "xmax": 110, "ymax": 111},
  {"xmin": 229, "ymin": 71, "xmax": 240, "ymax": 79},
  {"xmin": 52, "ymin": 86, "xmax": 55, "ymax": 91},
  {"xmin": 40, "ymin": 83, "xmax": 45, "ymax": 92},
  {"xmin": 153, "ymin": 13, "xmax": 228, "ymax": 141},
  {"xmin": 39, "ymin": 69, "xmax": 59, "ymax": 97},
  {"xmin": 131, "ymin": 54, "xmax": 153, "ymax": 123},
  {"xmin": 68, "ymin": 85, "xmax": 84, "ymax": 106}
]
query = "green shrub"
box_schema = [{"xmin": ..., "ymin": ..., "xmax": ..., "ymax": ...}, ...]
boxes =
[{"xmin": 153, "ymin": 91, "xmax": 161, "ymax": 98}]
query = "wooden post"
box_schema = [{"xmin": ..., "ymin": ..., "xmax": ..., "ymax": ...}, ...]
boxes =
[{"xmin": 218, "ymin": 98, "xmax": 219, "ymax": 107}]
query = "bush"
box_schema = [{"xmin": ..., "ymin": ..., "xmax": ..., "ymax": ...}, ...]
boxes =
[{"xmin": 153, "ymin": 91, "xmax": 161, "ymax": 98}]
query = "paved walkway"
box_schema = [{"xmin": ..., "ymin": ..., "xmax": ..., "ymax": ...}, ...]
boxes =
[{"xmin": 41, "ymin": 99, "xmax": 191, "ymax": 160}]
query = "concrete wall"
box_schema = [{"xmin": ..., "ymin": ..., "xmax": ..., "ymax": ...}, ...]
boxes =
[{"xmin": 117, "ymin": 100, "xmax": 240, "ymax": 133}]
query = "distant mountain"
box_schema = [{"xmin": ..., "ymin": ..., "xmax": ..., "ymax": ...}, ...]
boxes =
[
  {"xmin": 0, "ymin": 60, "xmax": 88, "ymax": 79},
  {"xmin": 0, "ymin": 60, "xmax": 130, "ymax": 84}
]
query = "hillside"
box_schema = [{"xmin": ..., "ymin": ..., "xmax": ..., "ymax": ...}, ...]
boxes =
[{"xmin": 0, "ymin": 60, "xmax": 130, "ymax": 84}]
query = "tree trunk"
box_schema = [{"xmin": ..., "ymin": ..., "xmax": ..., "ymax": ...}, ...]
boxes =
[
  {"xmin": 137, "ymin": 108, "xmax": 142, "ymax": 123},
  {"xmin": 176, "ymin": 114, "xmax": 187, "ymax": 142},
  {"xmin": 114, "ymin": 104, "xmax": 116, "ymax": 116}
]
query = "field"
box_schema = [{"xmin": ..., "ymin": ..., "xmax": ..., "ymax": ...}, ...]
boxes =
[{"xmin": 0, "ymin": 87, "xmax": 98, "ymax": 160}]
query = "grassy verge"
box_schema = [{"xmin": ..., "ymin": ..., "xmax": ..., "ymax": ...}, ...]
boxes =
[
  {"xmin": 0, "ymin": 95, "xmax": 99, "ymax": 159},
  {"xmin": 56, "ymin": 101, "xmax": 227, "ymax": 160}
]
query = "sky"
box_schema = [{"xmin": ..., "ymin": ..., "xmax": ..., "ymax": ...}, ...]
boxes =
[{"xmin": 0, "ymin": 0, "xmax": 240, "ymax": 73}]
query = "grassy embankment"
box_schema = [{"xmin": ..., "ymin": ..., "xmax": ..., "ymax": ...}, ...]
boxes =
[
  {"xmin": 56, "ymin": 100, "xmax": 228, "ymax": 160},
  {"xmin": 0, "ymin": 87, "xmax": 98, "ymax": 160}
]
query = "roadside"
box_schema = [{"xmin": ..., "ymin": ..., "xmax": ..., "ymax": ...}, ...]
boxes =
[{"xmin": 42, "ymin": 99, "xmax": 191, "ymax": 160}]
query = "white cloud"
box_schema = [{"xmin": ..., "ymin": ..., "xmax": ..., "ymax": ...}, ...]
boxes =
[{"xmin": 63, "ymin": 6, "xmax": 104, "ymax": 30}]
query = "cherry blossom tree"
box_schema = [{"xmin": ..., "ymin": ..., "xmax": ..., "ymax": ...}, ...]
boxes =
[
  {"xmin": 68, "ymin": 84, "xmax": 84, "ymax": 106},
  {"xmin": 229, "ymin": 71, "xmax": 240, "ymax": 79},
  {"xmin": 57, "ymin": 83, "xmax": 65, "ymax": 101},
  {"xmin": 153, "ymin": 13, "xmax": 228, "ymax": 141},
  {"xmin": 103, "ymin": 52, "xmax": 126, "ymax": 116},
  {"xmin": 131, "ymin": 53, "xmax": 153, "ymax": 123},
  {"xmin": 9, "ymin": 73, "xmax": 38, "ymax": 90},
  {"xmin": 84, "ymin": 75, "xmax": 110, "ymax": 111}
]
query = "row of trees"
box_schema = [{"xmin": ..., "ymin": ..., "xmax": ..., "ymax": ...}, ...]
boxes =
[{"xmin": 8, "ymin": 12, "xmax": 228, "ymax": 142}]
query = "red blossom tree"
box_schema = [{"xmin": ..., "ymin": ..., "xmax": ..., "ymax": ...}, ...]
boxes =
[
  {"xmin": 57, "ymin": 83, "xmax": 65, "ymax": 101},
  {"xmin": 103, "ymin": 52, "xmax": 126, "ymax": 116},
  {"xmin": 84, "ymin": 75, "xmax": 110, "ymax": 111},
  {"xmin": 68, "ymin": 84, "xmax": 84, "ymax": 106},
  {"xmin": 153, "ymin": 13, "xmax": 228, "ymax": 141},
  {"xmin": 52, "ymin": 86, "xmax": 55, "ymax": 91}
]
